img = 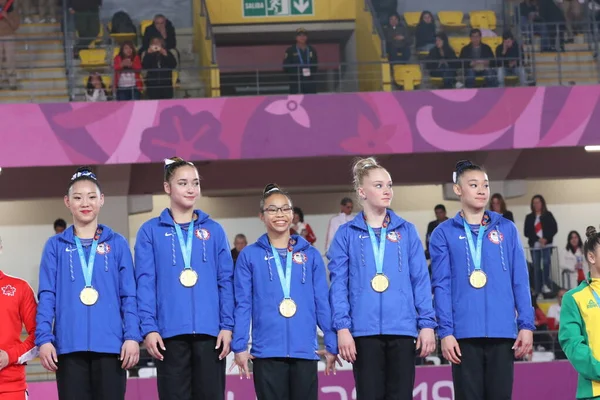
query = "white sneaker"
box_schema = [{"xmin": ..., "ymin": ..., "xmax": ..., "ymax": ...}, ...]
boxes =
[
  {"xmin": 38, "ymin": 17, "xmax": 47, "ymax": 23},
  {"xmin": 49, "ymin": 17, "xmax": 57, "ymax": 23},
  {"xmin": 542, "ymin": 284, "xmax": 552, "ymax": 294},
  {"xmin": 24, "ymin": 17, "xmax": 32, "ymax": 24}
]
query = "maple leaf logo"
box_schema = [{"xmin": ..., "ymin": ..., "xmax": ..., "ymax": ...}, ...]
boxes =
[{"xmin": 2, "ymin": 285, "xmax": 16, "ymax": 296}]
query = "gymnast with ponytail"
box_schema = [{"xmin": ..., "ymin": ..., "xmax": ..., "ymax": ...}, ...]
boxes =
[
  {"xmin": 559, "ymin": 225, "xmax": 600, "ymax": 400},
  {"xmin": 328, "ymin": 157, "xmax": 437, "ymax": 399},
  {"xmin": 430, "ymin": 160, "xmax": 534, "ymax": 400}
]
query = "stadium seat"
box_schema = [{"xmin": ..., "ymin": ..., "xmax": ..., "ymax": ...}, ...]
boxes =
[
  {"xmin": 107, "ymin": 21, "xmax": 137, "ymax": 43},
  {"xmin": 79, "ymin": 49, "xmax": 108, "ymax": 68},
  {"xmin": 469, "ymin": 11, "xmax": 497, "ymax": 30},
  {"xmin": 482, "ymin": 36, "xmax": 503, "ymax": 50},
  {"xmin": 172, "ymin": 70, "xmax": 180, "ymax": 88},
  {"xmin": 393, "ymin": 64, "xmax": 422, "ymax": 90},
  {"xmin": 449, "ymin": 36, "xmax": 470, "ymax": 56},
  {"xmin": 113, "ymin": 47, "xmax": 120, "ymax": 59},
  {"xmin": 403, "ymin": 11, "xmax": 422, "ymax": 28},
  {"xmin": 438, "ymin": 11, "xmax": 466, "ymax": 28},
  {"xmin": 141, "ymin": 19, "xmax": 153, "ymax": 36}
]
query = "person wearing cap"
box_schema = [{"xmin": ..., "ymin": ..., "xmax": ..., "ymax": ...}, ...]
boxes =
[
  {"xmin": 495, "ymin": 31, "xmax": 526, "ymax": 87},
  {"xmin": 283, "ymin": 28, "xmax": 318, "ymax": 94}
]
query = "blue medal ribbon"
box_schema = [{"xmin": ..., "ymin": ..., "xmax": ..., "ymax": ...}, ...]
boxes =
[
  {"xmin": 174, "ymin": 221, "xmax": 195, "ymax": 271},
  {"xmin": 74, "ymin": 236, "xmax": 100, "ymax": 288},
  {"xmin": 463, "ymin": 219, "xmax": 486, "ymax": 273},
  {"xmin": 590, "ymin": 282, "xmax": 600, "ymax": 307},
  {"xmin": 367, "ymin": 225, "xmax": 387, "ymax": 275},
  {"xmin": 271, "ymin": 244, "xmax": 293, "ymax": 299},
  {"xmin": 296, "ymin": 46, "xmax": 310, "ymax": 65}
]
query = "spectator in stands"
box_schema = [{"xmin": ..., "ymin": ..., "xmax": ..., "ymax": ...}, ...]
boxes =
[
  {"xmin": 547, "ymin": 288, "xmax": 566, "ymax": 328},
  {"xmin": 425, "ymin": 204, "xmax": 448, "ymax": 260},
  {"xmin": 230, "ymin": 233, "xmax": 247, "ymax": 267},
  {"xmin": 22, "ymin": 0, "xmax": 56, "ymax": 23},
  {"xmin": 325, "ymin": 197, "xmax": 354, "ymax": 252},
  {"xmin": 67, "ymin": 0, "xmax": 101, "ymax": 58},
  {"xmin": 556, "ymin": 0, "xmax": 584, "ymax": 41},
  {"xmin": 372, "ymin": 0, "xmax": 397, "ymax": 27},
  {"xmin": 114, "ymin": 41, "xmax": 143, "ymax": 101},
  {"xmin": 140, "ymin": 14, "xmax": 178, "ymax": 63},
  {"xmin": 384, "ymin": 13, "xmax": 411, "ymax": 63},
  {"xmin": 495, "ymin": 31, "xmax": 527, "ymax": 87},
  {"xmin": 426, "ymin": 32, "xmax": 458, "ymax": 89},
  {"xmin": 84, "ymin": 72, "xmax": 108, "ymax": 102},
  {"xmin": 524, "ymin": 194, "xmax": 558, "ymax": 297},
  {"xmin": 459, "ymin": 28, "xmax": 497, "ymax": 88},
  {"xmin": 283, "ymin": 28, "xmax": 318, "ymax": 95},
  {"xmin": 53, "ymin": 218, "xmax": 67, "ymax": 234},
  {"xmin": 290, "ymin": 207, "xmax": 316, "ymax": 245},
  {"xmin": 490, "ymin": 193, "xmax": 514, "ymax": 222},
  {"xmin": 519, "ymin": 0, "xmax": 551, "ymax": 51},
  {"xmin": 415, "ymin": 11, "xmax": 436, "ymax": 53},
  {"xmin": 142, "ymin": 37, "xmax": 177, "ymax": 100},
  {"xmin": 560, "ymin": 231, "xmax": 587, "ymax": 289},
  {"xmin": 538, "ymin": 0, "xmax": 565, "ymax": 51},
  {"xmin": 532, "ymin": 295, "xmax": 554, "ymax": 350},
  {"xmin": 0, "ymin": 0, "xmax": 19, "ymax": 91}
]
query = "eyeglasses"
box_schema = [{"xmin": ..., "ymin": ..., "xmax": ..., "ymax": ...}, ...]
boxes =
[{"xmin": 263, "ymin": 205, "xmax": 293, "ymax": 215}]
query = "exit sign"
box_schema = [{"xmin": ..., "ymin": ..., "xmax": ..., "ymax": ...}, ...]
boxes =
[{"xmin": 243, "ymin": 0, "xmax": 314, "ymax": 17}]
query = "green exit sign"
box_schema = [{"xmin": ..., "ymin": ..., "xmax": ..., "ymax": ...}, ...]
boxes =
[{"xmin": 243, "ymin": 0, "xmax": 314, "ymax": 17}]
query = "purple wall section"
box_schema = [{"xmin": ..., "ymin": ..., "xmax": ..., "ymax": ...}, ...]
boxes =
[
  {"xmin": 28, "ymin": 361, "xmax": 578, "ymax": 399},
  {"xmin": 5, "ymin": 86, "xmax": 600, "ymax": 168}
]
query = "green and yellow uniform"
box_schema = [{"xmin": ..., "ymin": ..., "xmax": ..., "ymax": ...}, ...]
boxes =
[{"xmin": 559, "ymin": 279, "xmax": 600, "ymax": 399}]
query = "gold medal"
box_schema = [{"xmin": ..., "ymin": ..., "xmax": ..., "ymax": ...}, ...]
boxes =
[
  {"xmin": 371, "ymin": 274, "xmax": 389, "ymax": 293},
  {"xmin": 180, "ymin": 269, "xmax": 198, "ymax": 287},
  {"xmin": 80, "ymin": 287, "xmax": 99, "ymax": 306},
  {"xmin": 279, "ymin": 298, "xmax": 297, "ymax": 318},
  {"xmin": 469, "ymin": 270, "xmax": 487, "ymax": 289}
]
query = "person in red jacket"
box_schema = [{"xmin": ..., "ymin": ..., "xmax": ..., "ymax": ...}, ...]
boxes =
[
  {"xmin": 113, "ymin": 41, "xmax": 143, "ymax": 101},
  {"xmin": 0, "ymin": 270, "xmax": 37, "ymax": 400},
  {"xmin": 291, "ymin": 207, "xmax": 316, "ymax": 244}
]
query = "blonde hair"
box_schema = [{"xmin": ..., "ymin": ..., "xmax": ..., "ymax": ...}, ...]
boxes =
[{"xmin": 352, "ymin": 157, "xmax": 385, "ymax": 191}]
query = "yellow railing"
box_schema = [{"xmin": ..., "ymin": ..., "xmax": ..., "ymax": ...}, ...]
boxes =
[
  {"xmin": 354, "ymin": 0, "xmax": 391, "ymax": 92},
  {"xmin": 206, "ymin": 0, "xmax": 356, "ymax": 25},
  {"xmin": 193, "ymin": 0, "xmax": 221, "ymax": 97}
]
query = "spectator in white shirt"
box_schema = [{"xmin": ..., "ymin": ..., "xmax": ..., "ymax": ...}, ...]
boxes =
[
  {"xmin": 546, "ymin": 288, "xmax": 566, "ymax": 328},
  {"xmin": 560, "ymin": 230, "xmax": 588, "ymax": 290},
  {"xmin": 324, "ymin": 197, "xmax": 353, "ymax": 252}
]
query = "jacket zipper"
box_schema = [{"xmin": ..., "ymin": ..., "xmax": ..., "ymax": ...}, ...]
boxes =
[
  {"xmin": 379, "ymin": 293, "xmax": 383, "ymax": 334},
  {"xmin": 286, "ymin": 318, "xmax": 290, "ymax": 357},
  {"xmin": 87, "ymin": 306, "xmax": 91, "ymax": 350},
  {"xmin": 191, "ymin": 285, "xmax": 196, "ymax": 334}
]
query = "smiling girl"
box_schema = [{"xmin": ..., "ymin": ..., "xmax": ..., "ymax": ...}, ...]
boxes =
[
  {"xmin": 231, "ymin": 183, "xmax": 338, "ymax": 400},
  {"xmin": 430, "ymin": 160, "xmax": 534, "ymax": 400},
  {"xmin": 36, "ymin": 167, "xmax": 141, "ymax": 400},
  {"xmin": 328, "ymin": 157, "xmax": 436, "ymax": 399},
  {"xmin": 135, "ymin": 157, "xmax": 234, "ymax": 400}
]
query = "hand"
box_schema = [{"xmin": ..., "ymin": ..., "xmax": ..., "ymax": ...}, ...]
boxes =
[
  {"xmin": 316, "ymin": 349, "xmax": 342, "ymax": 376},
  {"xmin": 215, "ymin": 330, "xmax": 232, "ymax": 360},
  {"xmin": 147, "ymin": 46, "xmax": 156, "ymax": 54},
  {"xmin": 120, "ymin": 340, "xmax": 140, "ymax": 370},
  {"xmin": 39, "ymin": 343, "xmax": 58, "ymax": 371},
  {"xmin": 394, "ymin": 35, "xmax": 404, "ymax": 41},
  {"xmin": 441, "ymin": 335, "xmax": 461, "ymax": 364},
  {"xmin": 0, "ymin": 350, "xmax": 8, "ymax": 370},
  {"xmin": 230, "ymin": 351, "xmax": 254, "ymax": 379},
  {"xmin": 539, "ymin": 238, "xmax": 548, "ymax": 246},
  {"xmin": 509, "ymin": 60, "xmax": 516, "ymax": 68},
  {"xmin": 513, "ymin": 329, "xmax": 533, "ymax": 358},
  {"xmin": 0, "ymin": 11, "xmax": 7, "ymax": 18},
  {"xmin": 144, "ymin": 332, "xmax": 166, "ymax": 361},
  {"xmin": 121, "ymin": 59, "xmax": 132, "ymax": 67},
  {"xmin": 337, "ymin": 329, "xmax": 357, "ymax": 363},
  {"xmin": 416, "ymin": 328, "xmax": 436, "ymax": 358},
  {"xmin": 159, "ymin": 49, "xmax": 168, "ymax": 56},
  {"xmin": 68, "ymin": 7, "xmax": 75, "ymax": 14}
]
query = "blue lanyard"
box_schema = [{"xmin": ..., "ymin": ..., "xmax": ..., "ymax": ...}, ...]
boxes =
[
  {"xmin": 174, "ymin": 221, "xmax": 195, "ymax": 270},
  {"xmin": 367, "ymin": 225, "xmax": 387, "ymax": 274},
  {"xmin": 463, "ymin": 220, "xmax": 486, "ymax": 271},
  {"xmin": 271, "ymin": 245, "xmax": 293, "ymax": 299},
  {"xmin": 590, "ymin": 283, "xmax": 600, "ymax": 307},
  {"xmin": 74, "ymin": 237, "xmax": 99, "ymax": 287},
  {"xmin": 296, "ymin": 46, "xmax": 310, "ymax": 65}
]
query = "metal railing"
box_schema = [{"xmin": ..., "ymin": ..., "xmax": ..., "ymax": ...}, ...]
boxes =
[{"xmin": 364, "ymin": 0, "xmax": 387, "ymax": 59}]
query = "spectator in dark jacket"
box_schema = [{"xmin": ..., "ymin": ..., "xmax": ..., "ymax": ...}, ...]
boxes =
[
  {"xmin": 140, "ymin": 14, "xmax": 179, "ymax": 63},
  {"xmin": 283, "ymin": 27, "xmax": 318, "ymax": 94},
  {"xmin": 142, "ymin": 37, "xmax": 177, "ymax": 100},
  {"xmin": 490, "ymin": 193, "xmax": 514, "ymax": 222},
  {"xmin": 495, "ymin": 31, "xmax": 526, "ymax": 86},
  {"xmin": 459, "ymin": 28, "xmax": 497, "ymax": 88},
  {"xmin": 415, "ymin": 11, "xmax": 436, "ymax": 53},
  {"xmin": 384, "ymin": 13, "xmax": 411, "ymax": 63},
  {"xmin": 538, "ymin": 0, "xmax": 565, "ymax": 51},
  {"xmin": 426, "ymin": 32, "xmax": 458, "ymax": 88},
  {"xmin": 524, "ymin": 194, "xmax": 558, "ymax": 296},
  {"xmin": 231, "ymin": 234, "xmax": 247, "ymax": 267},
  {"xmin": 67, "ymin": 0, "xmax": 101, "ymax": 57}
]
